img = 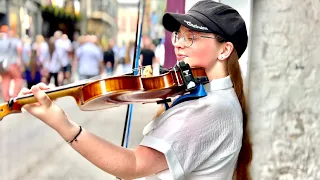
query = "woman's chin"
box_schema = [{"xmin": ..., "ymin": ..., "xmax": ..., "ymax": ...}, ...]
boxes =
[{"xmin": 177, "ymin": 58, "xmax": 188, "ymax": 64}]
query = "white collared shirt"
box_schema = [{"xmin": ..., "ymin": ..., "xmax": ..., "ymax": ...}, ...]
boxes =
[{"xmin": 140, "ymin": 76, "xmax": 243, "ymax": 180}]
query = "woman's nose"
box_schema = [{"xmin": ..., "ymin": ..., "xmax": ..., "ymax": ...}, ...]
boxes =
[{"xmin": 173, "ymin": 38, "xmax": 185, "ymax": 49}]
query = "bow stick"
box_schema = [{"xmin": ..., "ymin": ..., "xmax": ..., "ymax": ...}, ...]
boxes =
[{"xmin": 121, "ymin": 0, "xmax": 146, "ymax": 148}]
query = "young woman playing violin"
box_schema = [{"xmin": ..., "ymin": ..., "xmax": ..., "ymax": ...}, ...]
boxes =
[{"xmin": 18, "ymin": 1, "xmax": 252, "ymax": 180}]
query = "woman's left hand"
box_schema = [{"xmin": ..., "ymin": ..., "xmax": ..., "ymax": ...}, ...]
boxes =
[{"xmin": 19, "ymin": 83, "xmax": 77, "ymax": 138}]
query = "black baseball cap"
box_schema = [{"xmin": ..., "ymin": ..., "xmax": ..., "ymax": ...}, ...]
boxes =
[{"xmin": 162, "ymin": 0, "xmax": 248, "ymax": 58}]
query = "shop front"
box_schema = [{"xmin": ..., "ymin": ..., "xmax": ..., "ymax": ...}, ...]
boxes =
[
  {"xmin": 41, "ymin": 5, "xmax": 80, "ymax": 40},
  {"xmin": 0, "ymin": 0, "xmax": 7, "ymax": 26},
  {"xmin": 22, "ymin": 0, "xmax": 42, "ymax": 39}
]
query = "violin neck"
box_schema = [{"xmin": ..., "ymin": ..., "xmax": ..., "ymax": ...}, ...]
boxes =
[
  {"xmin": 0, "ymin": 82, "xmax": 89, "ymax": 121},
  {"xmin": 14, "ymin": 82, "xmax": 86, "ymax": 106}
]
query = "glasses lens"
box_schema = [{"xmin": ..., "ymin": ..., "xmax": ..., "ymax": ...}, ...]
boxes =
[
  {"xmin": 183, "ymin": 31, "xmax": 193, "ymax": 47},
  {"xmin": 171, "ymin": 31, "xmax": 194, "ymax": 47},
  {"xmin": 171, "ymin": 32, "xmax": 178, "ymax": 45}
]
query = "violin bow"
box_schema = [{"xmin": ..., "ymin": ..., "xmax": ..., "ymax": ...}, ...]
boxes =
[{"xmin": 121, "ymin": 0, "xmax": 146, "ymax": 148}]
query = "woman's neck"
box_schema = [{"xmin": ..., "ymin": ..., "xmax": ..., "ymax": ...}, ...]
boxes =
[{"xmin": 205, "ymin": 61, "xmax": 229, "ymax": 81}]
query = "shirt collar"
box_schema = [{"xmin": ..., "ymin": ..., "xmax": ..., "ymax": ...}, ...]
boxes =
[
  {"xmin": 208, "ymin": 75, "xmax": 233, "ymax": 91},
  {"xmin": 143, "ymin": 76, "xmax": 233, "ymax": 136}
]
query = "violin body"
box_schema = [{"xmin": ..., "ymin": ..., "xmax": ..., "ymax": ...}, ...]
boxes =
[
  {"xmin": 115, "ymin": 67, "xmax": 207, "ymax": 103},
  {"xmin": 0, "ymin": 66, "xmax": 208, "ymax": 120},
  {"xmin": 80, "ymin": 75, "xmax": 143, "ymax": 110}
]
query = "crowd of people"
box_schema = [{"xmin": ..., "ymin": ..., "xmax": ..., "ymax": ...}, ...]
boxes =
[{"xmin": 0, "ymin": 25, "xmax": 165, "ymax": 102}]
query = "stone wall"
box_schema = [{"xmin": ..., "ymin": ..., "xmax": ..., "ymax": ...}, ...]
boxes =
[{"xmin": 249, "ymin": 0, "xmax": 320, "ymax": 179}]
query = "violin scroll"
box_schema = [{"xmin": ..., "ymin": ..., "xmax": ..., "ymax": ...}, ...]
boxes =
[{"xmin": 0, "ymin": 102, "xmax": 22, "ymax": 121}]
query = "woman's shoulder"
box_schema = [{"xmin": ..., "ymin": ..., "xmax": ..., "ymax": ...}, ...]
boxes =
[
  {"xmin": 173, "ymin": 89, "xmax": 240, "ymax": 115},
  {"xmin": 150, "ymin": 92, "xmax": 241, "ymax": 134}
]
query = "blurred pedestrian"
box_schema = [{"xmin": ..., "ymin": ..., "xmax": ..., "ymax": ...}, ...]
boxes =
[
  {"xmin": 0, "ymin": 29, "xmax": 23, "ymax": 101},
  {"xmin": 74, "ymin": 35, "xmax": 104, "ymax": 80},
  {"xmin": 24, "ymin": 50, "xmax": 41, "ymax": 89},
  {"xmin": 103, "ymin": 39, "xmax": 116, "ymax": 75}
]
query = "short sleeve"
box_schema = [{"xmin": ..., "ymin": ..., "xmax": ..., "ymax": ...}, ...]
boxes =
[
  {"xmin": 32, "ymin": 42, "xmax": 37, "ymax": 50},
  {"xmin": 43, "ymin": 42, "xmax": 49, "ymax": 51},
  {"xmin": 75, "ymin": 47, "xmax": 82, "ymax": 58},
  {"xmin": 140, "ymin": 97, "xmax": 243, "ymax": 178},
  {"xmin": 16, "ymin": 39, "xmax": 22, "ymax": 48},
  {"xmin": 67, "ymin": 40, "xmax": 73, "ymax": 51},
  {"xmin": 140, "ymin": 49, "xmax": 145, "ymax": 56},
  {"xmin": 97, "ymin": 48, "xmax": 103, "ymax": 61},
  {"xmin": 151, "ymin": 51, "xmax": 155, "ymax": 58}
]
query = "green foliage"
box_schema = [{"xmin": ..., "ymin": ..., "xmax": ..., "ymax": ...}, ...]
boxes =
[{"xmin": 41, "ymin": 5, "xmax": 82, "ymax": 22}]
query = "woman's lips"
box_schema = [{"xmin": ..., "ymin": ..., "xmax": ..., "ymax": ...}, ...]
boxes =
[{"xmin": 176, "ymin": 55, "xmax": 187, "ymax": 60}]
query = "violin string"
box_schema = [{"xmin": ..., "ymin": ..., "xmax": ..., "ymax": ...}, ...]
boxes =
[{"xmin": 130, "ymin": 66, "xmax": 171, "ymax": 74}]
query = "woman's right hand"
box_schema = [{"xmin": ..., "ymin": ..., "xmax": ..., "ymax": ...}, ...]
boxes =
[{"xmin": 19, "ymin": 83, "xmax": 77, "ymax": 137}]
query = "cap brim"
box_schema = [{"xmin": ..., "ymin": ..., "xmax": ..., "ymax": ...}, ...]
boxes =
[{"xmin": 162, "ymin": 13, "xmax": 211, "ymax": 33}]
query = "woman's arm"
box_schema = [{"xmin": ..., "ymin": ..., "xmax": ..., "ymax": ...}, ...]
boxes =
[
  {"xmin": 20, "ymin": 84, "xmax": 168, "ymax": 180},
  {"xmin": 63, "ymin": 124, "xmax": 168, "ymax": 179}
]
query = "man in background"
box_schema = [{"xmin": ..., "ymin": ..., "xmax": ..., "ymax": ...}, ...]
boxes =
[
  {"xmin": 74, "ymin": 35, "xmax": 104, "ymax": 80},
  {"xmin": 0, "ymin": 27, "xmax": 23, "ymax": 101}
]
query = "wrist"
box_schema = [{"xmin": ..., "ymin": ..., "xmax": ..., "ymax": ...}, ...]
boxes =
[
  {"xmin": 66, "ymin": 125, "xmax": 82, "ymax": 144},
  {"xmin": 56, "ymin": 119, "xmax": 80, "ymax": 142}
]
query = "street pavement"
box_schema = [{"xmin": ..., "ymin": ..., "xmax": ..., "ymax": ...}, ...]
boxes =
[{"xmin": 0, "ymin": 96, "xmax": 158, "ymax": 180}]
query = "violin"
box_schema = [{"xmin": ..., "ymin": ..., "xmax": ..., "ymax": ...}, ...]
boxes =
[{"xmin": 0, "ymin": 61, "xmax": 209, "ymax": 121}]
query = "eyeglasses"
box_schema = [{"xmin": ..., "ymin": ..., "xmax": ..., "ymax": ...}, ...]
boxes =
[{"xmin": 171, "ymin": 31, "xmax": 216, "ymax": 47}]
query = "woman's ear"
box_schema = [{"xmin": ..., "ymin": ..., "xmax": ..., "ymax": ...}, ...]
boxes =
[{"xmin": 218, "ymin": 42, "xmax": 234, "ymax": 61}]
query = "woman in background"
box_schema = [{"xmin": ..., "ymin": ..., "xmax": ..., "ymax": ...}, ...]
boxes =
[{"xmin": 24, "ymin": 50, "xmax": 41, "ymax": 89}]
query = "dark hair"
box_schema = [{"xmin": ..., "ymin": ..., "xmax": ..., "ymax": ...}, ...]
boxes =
[
  {"xmin": 30, "ymin": 50, "xmax": 38, "ymax": 80},
  {"xmin": 215, "ymin": 34, "xmax": 253, "ymax": 180},
  {"xmin": 47, "ymin": 38, "xmax": 55, "ymax": 57}
]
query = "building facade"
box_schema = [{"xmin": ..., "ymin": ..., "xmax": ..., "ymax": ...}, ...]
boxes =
[
  {"xmin": 80, "ymin": 0, "xmax": 117, "ymax": 48},
  {"xmin": 41, "ymin": 0, "xmax": 82, "ymax": 40},
  {"xmin": 116, "ymin": 1, "xmax": 139, "ymax": 47},
  {"xmin": 148, "ymin": 0, "xmax": 166, "ymax": 41},
  {"xmin": 0, "ymin": 0, "xmax": 8, "ymax": 26},
  {"xmin": 0, "ymin": 0, "xmax": 42, "ymax": 39}
]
